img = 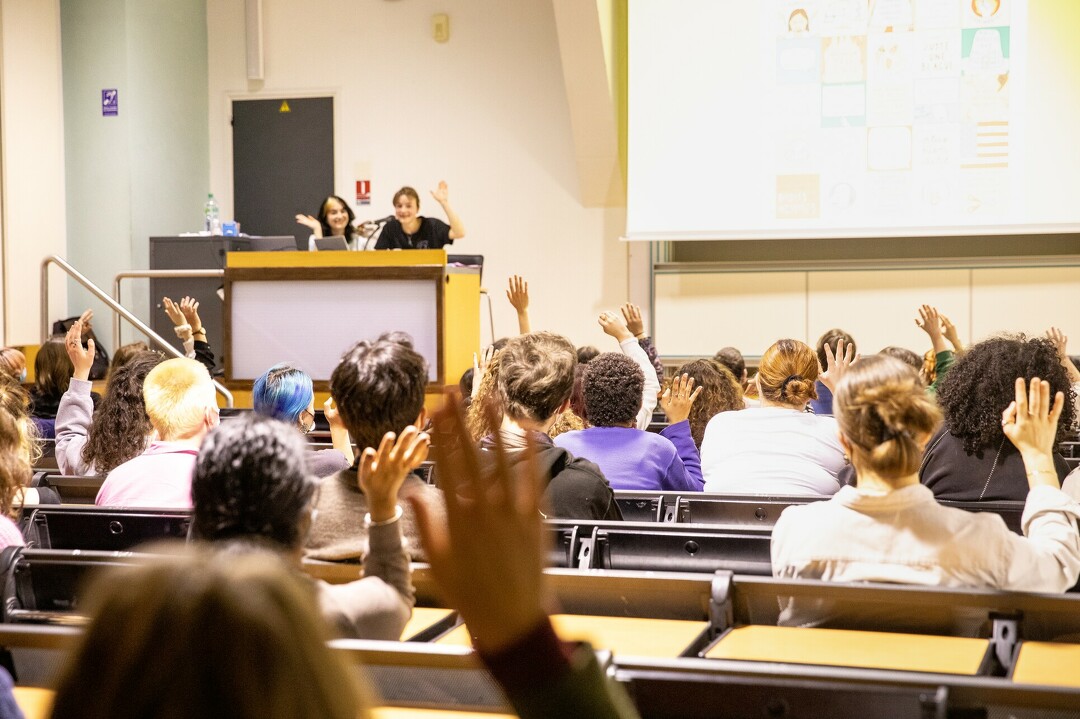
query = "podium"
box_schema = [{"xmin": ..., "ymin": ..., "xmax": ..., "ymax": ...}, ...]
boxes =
[{"xmin": 223, "ymin": 250, "xmax": 480, "ymax": 390}]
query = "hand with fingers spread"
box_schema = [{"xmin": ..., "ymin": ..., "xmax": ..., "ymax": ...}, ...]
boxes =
[
  {"xmin": 179, "ymin": 297, "xmax": 204, "ymax": 337},
  {"xmin": 1046, "ymin": 327, "xmax": 1080, "ymax": 384},
  {"xmin": 506, "ymin": 275, "xmax": 531, "ymax": 334},
  {"xmin": 358, "ymin": 426, "xmax": 431, "ymax": 522},
  {"xmin": 598, "ymin": 310, "xmax": 633, "ymax": 343},
  {"xmin": 660, "ymin": 373, "xmax": 702, "ymax": 424},
  {"xmin": 409, "ymin": 396, "xmax": 547, "ymax": 653},
  {"xmin": 65, "ymin": 318, "xmax": 95, "ymax": 382},
  {"xmin": 621, "ymin": 303, "xmax": 645, "ymax": 339},
  {"xmin": 163, "ymin": 296, "xmax": 192, "ymax": 342},
  {"xmin": 915, "ymin": 304, "xmax": 947, "ymax": 353},
  {"xmin": 818, "ymin": 338, "xmax": 857, "ymax": 393},
  {"xmin": 1001, "ymin": 377, "xmax": 1065, "ymax": 490},
  {"xmin": 296, "ymin": 213, "xmax": 323, "ymax": 237}
]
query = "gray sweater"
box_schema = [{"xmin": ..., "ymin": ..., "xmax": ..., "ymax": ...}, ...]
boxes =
[{"xmin": 54, "ymin": 378, "xmax": 99, "ymax": 476}]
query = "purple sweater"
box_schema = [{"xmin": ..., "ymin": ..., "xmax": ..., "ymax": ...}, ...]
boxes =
[{"xmin": 553, "ymin": 421, "xmax": 702, "ymax": 492}]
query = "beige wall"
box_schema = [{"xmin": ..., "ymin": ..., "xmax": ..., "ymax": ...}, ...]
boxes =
[
  {"xmin": 0, "ymin": 0, "xmax": 67, "ymax": 344},
  {"xmin": 207, "ymin": 0, "xmax": 629, "ymax": 348}
]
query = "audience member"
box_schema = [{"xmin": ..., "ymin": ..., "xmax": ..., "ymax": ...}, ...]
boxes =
[
  {"xmin": 191, "ymin": 413, "xmax": 415, "ymax": 640},
  {"xmin": 108, "ymin": 341, "xmax": 151, "ymax": 375},
  {"xmin": 50, "ymin": 548, "xmax": 372, "ymax": 719},
  {"xmin": 701, "ymin": 338, "xmax": 850, "ymax": 495},
  {"xmin": 163, "ymin": 296, "xmax": 216, "ymax": 373},
  {"xmin": 879, "ymin": 346, "xmax": 922, "ymax": 374},
  {"xmin": 621, "ymin": 303, "xmax": 665, "ymax": 384},
  {"xmin": 577, "ymin": 346, "xmax": 600, "ymax": 365},
  {"xmin": 713, "ymin": 347, "xmax": 747, "ymax": 388},
  {"xmin": 772, "ymin": 357, "xmax": 1080, "ymax": 627},
  {"xmin": 252, "ymin": 363, "xmax": 354, "ymax": 476},
  {"xmin": 485, "ymin": 332, "xmax": 621, "ymax": 520},
  {"xmin": 305, "ymin": 332, "xmax": 444, "ymax": 562},
  {"xmin": 922, "ymin": 335, "xmax": 1075, "ymax": 501},
  {"xmin": 0, "ymin": 348, "xmax": 25, "ymax": 383},
  {"xmin": 675, "ymin": 358, "xmax": 744, "ymax": 449},
  {"xmin": 1047, "ymin": 327, "xmax": 1080, "ymax": 426},
  {"xmin": 466, "ymin": 345, "xmax": 503, "ymax": 441},
  {"xmin": 411, "ymin": 397, "xmax": 642, "ymax": 719},
  {"xmin": 555, "ymin": 356, "xmax": 701, "ymax": 491},
  {"xmin": 808, "ymin": 328, "xmax": 855, "ymax": 415},
  {"xmin": 0, "ymin": 409, "xmax": 29, "ymax": 548},
  {"xmin": 913, "ymin": 304, "xmax": 956, "ymax": 394},
  {"xmin": 96, "ymin": 357, "xmax": 219, "ymax": 508},
  {"xmin": 598, "ymin": 310, "xmax": 661, "ymax": 430},
  {"xmin": 28, "ymin": 336, "xmax": 76, "ymax": 421},
  {"xmin": 0, "ymin": 373, "xmax": 40, "ymax": 471},
  {"xmin": 57, "ymin": 321, "xmax": 163, "ymax": 475}
]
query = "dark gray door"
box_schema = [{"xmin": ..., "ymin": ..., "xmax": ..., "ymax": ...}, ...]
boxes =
[{"xmin": 232, "ymin": 97, "xmax": 334, "ymax": 246}]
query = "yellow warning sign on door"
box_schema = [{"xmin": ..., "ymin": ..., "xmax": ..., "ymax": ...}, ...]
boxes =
[{"xmin": 279, "ymin": 100, "xmax": 291, "ymax": 113}]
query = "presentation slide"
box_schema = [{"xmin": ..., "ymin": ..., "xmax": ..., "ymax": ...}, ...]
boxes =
[{"xmin": 627, "ymin": 0, "xmax": 1080, "ymax": 240}]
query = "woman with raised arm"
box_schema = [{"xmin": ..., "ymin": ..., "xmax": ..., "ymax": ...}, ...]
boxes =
[
  {"xmin": 700, "ymin": 338, "xmax": 852, "ymax": 495},
  {"xmin": 296, "ymin": 195, "xmax": 358, "ymax": 249},
  {"xmin": 375, "ymin": 182, "xmax": 465, "ymax": 250},
  {"xmin": 772, "ymin": 356, "xmax": 1080, "ymax": 626}
]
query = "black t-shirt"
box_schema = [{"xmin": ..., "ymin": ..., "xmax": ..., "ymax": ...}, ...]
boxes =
[{"xmin": 375, "ymin": 217, "xmax": 453, "ymax": 250}]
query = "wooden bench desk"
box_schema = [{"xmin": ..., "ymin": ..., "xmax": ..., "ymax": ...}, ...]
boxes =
[
  {"xmin": 437, "ymin": 614, "xmax": 708, "ymax": 658},
  {"xmin": 371, "ymin": 708, "xmax": 515, "ymax": 718},
  {"xmin": 401, "ymin": 607, "xmax": 455, "ymax": 641},
  {"xmin": 705, "ymin": 625, "xmax": 989, "ymax": 675},
  {"xmin": 1012, "ymin": 641, "xmax": 1080, "ymax": 688}
]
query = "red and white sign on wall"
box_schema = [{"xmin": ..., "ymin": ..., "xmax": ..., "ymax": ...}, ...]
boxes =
[{"xmin": 356, "ymin": 180, "xmax": 371, "ymax": 206}]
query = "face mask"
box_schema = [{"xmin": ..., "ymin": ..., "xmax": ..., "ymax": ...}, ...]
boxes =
[{"xmin": 18, "ymin": 368, "xmax": 26, "ymax": 383}]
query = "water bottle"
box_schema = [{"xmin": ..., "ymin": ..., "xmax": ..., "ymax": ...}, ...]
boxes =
[{"xmin": 204, "ymin": 193, "xmax": 221, "ymax": 234}]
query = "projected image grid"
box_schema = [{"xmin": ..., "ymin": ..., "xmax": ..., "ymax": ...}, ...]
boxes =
[{"xmin": 772, "ymin": 0, "xmax": 1017, "ymax": 225}]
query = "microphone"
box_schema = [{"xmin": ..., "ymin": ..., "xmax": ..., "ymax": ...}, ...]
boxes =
[{"xmin": 360, "ymin": 215, "xmax": 394, "ymax": 227}]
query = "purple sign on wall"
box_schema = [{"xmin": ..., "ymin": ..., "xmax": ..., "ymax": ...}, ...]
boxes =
[{"xmin": 102, "ymin": 89, "xmax": 118, "ymax": 116}]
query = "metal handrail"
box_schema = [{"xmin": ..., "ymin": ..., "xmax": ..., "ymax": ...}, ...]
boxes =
[
  {"xmin": 112, "ymin": 269, "xmax": 224, "ymax": 351},
  {"xmin": 40, "ymin": 255, "xmax": 233, "ymax": 407}
]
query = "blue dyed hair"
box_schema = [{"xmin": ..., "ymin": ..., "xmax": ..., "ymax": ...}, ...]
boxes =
[{"xmin": 252, "ymin": 364, "xmax": 314, "ymax": 425}]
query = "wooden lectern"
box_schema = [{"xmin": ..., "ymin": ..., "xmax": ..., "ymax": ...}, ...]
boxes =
[{"xmin": 223, "ymin": 250, "xmax": 480, "ymax": 392}]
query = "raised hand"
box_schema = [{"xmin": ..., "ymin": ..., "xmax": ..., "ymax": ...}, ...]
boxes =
[
  {"xmin": 818, "ymin": 337, "xmax": 857, "ymax": 393},
  {"xmin": 506, "ymin": 275, "xmax": 529, "ymax": 313},
  {"xmin": 430, "ymin": 180, "xmax": 450, "ymax": 205},
  {"xmin": 162, "ymin": 297, "xmax": 186, "ymax": 327},
  {"xmin": 77, "ymin": 308, "xmax": 94, "ymax": 336},
  {"xmin": 940, "ymin": 313, "xmax": 963, "ymax": 353},
  {"xmin": 325, "ymin": 396, "xmax": 355, "ymax": 468},
  {"xmin": 179, "ymin": 297, "xmax": 203, "ymax": 335},
  {"xmin": 621, "ymin": 303, "xmax": 645, "ymax": 339},
  {"xmin": 1001, "ymin": 377, "xmax": 1064, "ymax": 489},
  {"xmin": 408, "ymin": 395, "xmax": 547, "ymax": 653},
  {"xmin": 472, "ymin": 344, "xmax": 497, "ymax": 400},
  {"xmin": 295, "ymin": 214, "xmax": 322, "ymax": 236},
  {"xmin": 598, "ymin": 310, "xmax": 633, "ymax": 343},
  {"xmin": 915, "ymin": 304, "xmax": 947, "ymax": 352},
  {"xmin": 660, "ymin": 373, "xmax": 702, "ymax": 424},
  {"xmin": 65, "ymin": 318, "xmax": 95, "ymax": 382},
  {"xmin": 358, "ymin": 426, "xmax": 430, "ymax": 522}
]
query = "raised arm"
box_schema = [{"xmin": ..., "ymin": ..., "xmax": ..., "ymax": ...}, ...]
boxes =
[
  {"xmin": 659, "ymin": 374, "xmax": 704, "ymax": 490},
  {"xmin": 915, "ymin": 304, "xmax": 948, "ymax": 355},
  {"xmin": 600, "ymin": 310, "xmax": 660, "ymax": 430},
  {"xmin": 622, "ymin": 303, "xmax": 664, "ymax": 383},
  {"xmin": 431, "ymin": 181, "xmax": 466, "ymax": 240},
  {"xmin": 940, "ymin": 312, "xmax": 964, "ymax": 355},
  {"xmin": 409, "ymin": 397, "xmax": 641, "ymax": 719},
  {"xmin": 506, "ymin": 275, "xmax": 531, "ymax": 334},
  {"xmin": 1046, "ymin": 327, "xmax": 1080, "ymax": 385},
  {"xmin": 55, "ymin": 319, "xmax": 97, "ymax": 476},
  {"xmin": 324, "ymin": 397, "xmax": 355, "ymax": 468},
  {"xmin": 295, "ymin": 214, "xmax": 323, "ymax": 238},
  {"xmin": 178, "ymin": 296, "xmax": 215, "ymax": 372},
  {"xmin": 999, "ymin": 377, "xmax": 1080, "ymax": 592}
]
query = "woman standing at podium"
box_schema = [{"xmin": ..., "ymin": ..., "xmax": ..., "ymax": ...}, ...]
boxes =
[
  {"xmin": 375, "ymin": 181, "xmax": 466, "ymax": 250},
  {"xmin": 296, "ymin": 195, "xmax": 358, "ymax": 250}
]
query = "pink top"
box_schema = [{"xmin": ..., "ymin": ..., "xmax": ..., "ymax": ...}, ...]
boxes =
[
  {"xmin": 0, "ymin": 515, "xmax": 24, "ymax": 549},
  {"xmin": 95, "ymin": 442, "xmax": 198, "ymax": 508}
]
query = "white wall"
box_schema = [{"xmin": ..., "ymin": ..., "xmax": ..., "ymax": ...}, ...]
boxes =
[
  {"xmin": 0, "ymin": 0, "xmax": 68, "ymax": 345},
  {"xmin": 208, "ymin": 0, "xmax": 629, "ymax": 348}
]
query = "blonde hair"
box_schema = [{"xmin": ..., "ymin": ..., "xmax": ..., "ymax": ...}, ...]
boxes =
[
  {"xmin": 143, "ymin": 358, "xmax": 216, "ymax": 440},
  {"xmin": 0, "ymin": 408, "xmax": 30, "ymax": 518},
  {"xmin": 757, "ymin": 339, "xmax": 819, "ymax": 406},
  {"xmin": 50, "ymin": 547, "xmax": 370, "ymax": 719},
  {"xmin": 0, "ymin": 373, "xmax": 39, "ymax": 466},
  {"xmin": 834, "ymin": 355, "xmax": 942, "ymax": 481},
  {"xmin": 466, "ymin": 349, "xmax": 503, "ymax": 441},
  {"xmin": 0, "ymin": 348, "xmax": 25, "ymax": 380}
]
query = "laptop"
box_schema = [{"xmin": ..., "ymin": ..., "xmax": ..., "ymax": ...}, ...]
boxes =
[{"xmin": 313, "ymin": 236, "xmax": 349, "ymax": 251}]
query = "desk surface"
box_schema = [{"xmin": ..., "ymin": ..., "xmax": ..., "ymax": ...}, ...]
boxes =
[
  {"xmin": 1012, "ymin": 641, "xmax": 1080, "ymax": 688},
  {"xmin": 402, "ymin": 607, "xmax": 455, "ymax": 641},
  {"xmin": 705, "ymin": 625, "xmax": 989, "ymax": 675},
  {"xmin": 13, "ymin": 687, "xmax": 51, "ymax": 719},
  {"xmin": 437, "ymin": 614, "xmax": 707, "ymax": 658}
]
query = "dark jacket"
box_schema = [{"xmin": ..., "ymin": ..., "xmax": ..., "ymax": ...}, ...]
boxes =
[
  {"xmin": 479, "ymin": 433, "xmax": 622, "ymax": 521},
  {"xmin": 919, "ymin": 426, "xmax": 1070, "ymax": 502}
]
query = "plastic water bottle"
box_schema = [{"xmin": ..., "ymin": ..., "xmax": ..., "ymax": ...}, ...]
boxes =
[{"xmin": 204, "ymin": 193, "xmax": 221, "ymax": 234}]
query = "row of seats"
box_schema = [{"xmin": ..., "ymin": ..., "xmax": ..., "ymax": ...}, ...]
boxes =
[{"xmin": 1, "ymin": 552, "xmax": 1079, "ymax": 716}]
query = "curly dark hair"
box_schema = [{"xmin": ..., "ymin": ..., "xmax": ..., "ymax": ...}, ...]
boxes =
[
  {"xmin": 191, "ymin": 413, "xmax": 315, "ymax": 550},
  {"xmin": 675, "ymin": 359, "xmax": 744, "ymax": 448},
  {"xmin": 583, "ymin": 353, "xmax": 643, "ymax": 427},
  {"xmin": 82, "ymin": 351, "xmax": 164, "ymax": 475},
  {"xmin": 937, "ymin": 335, "xmax": 1076, "ymax": 453},
  {"xmin": 331, "ymin": 332, "xmax": 427, "ymax": 451}
]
